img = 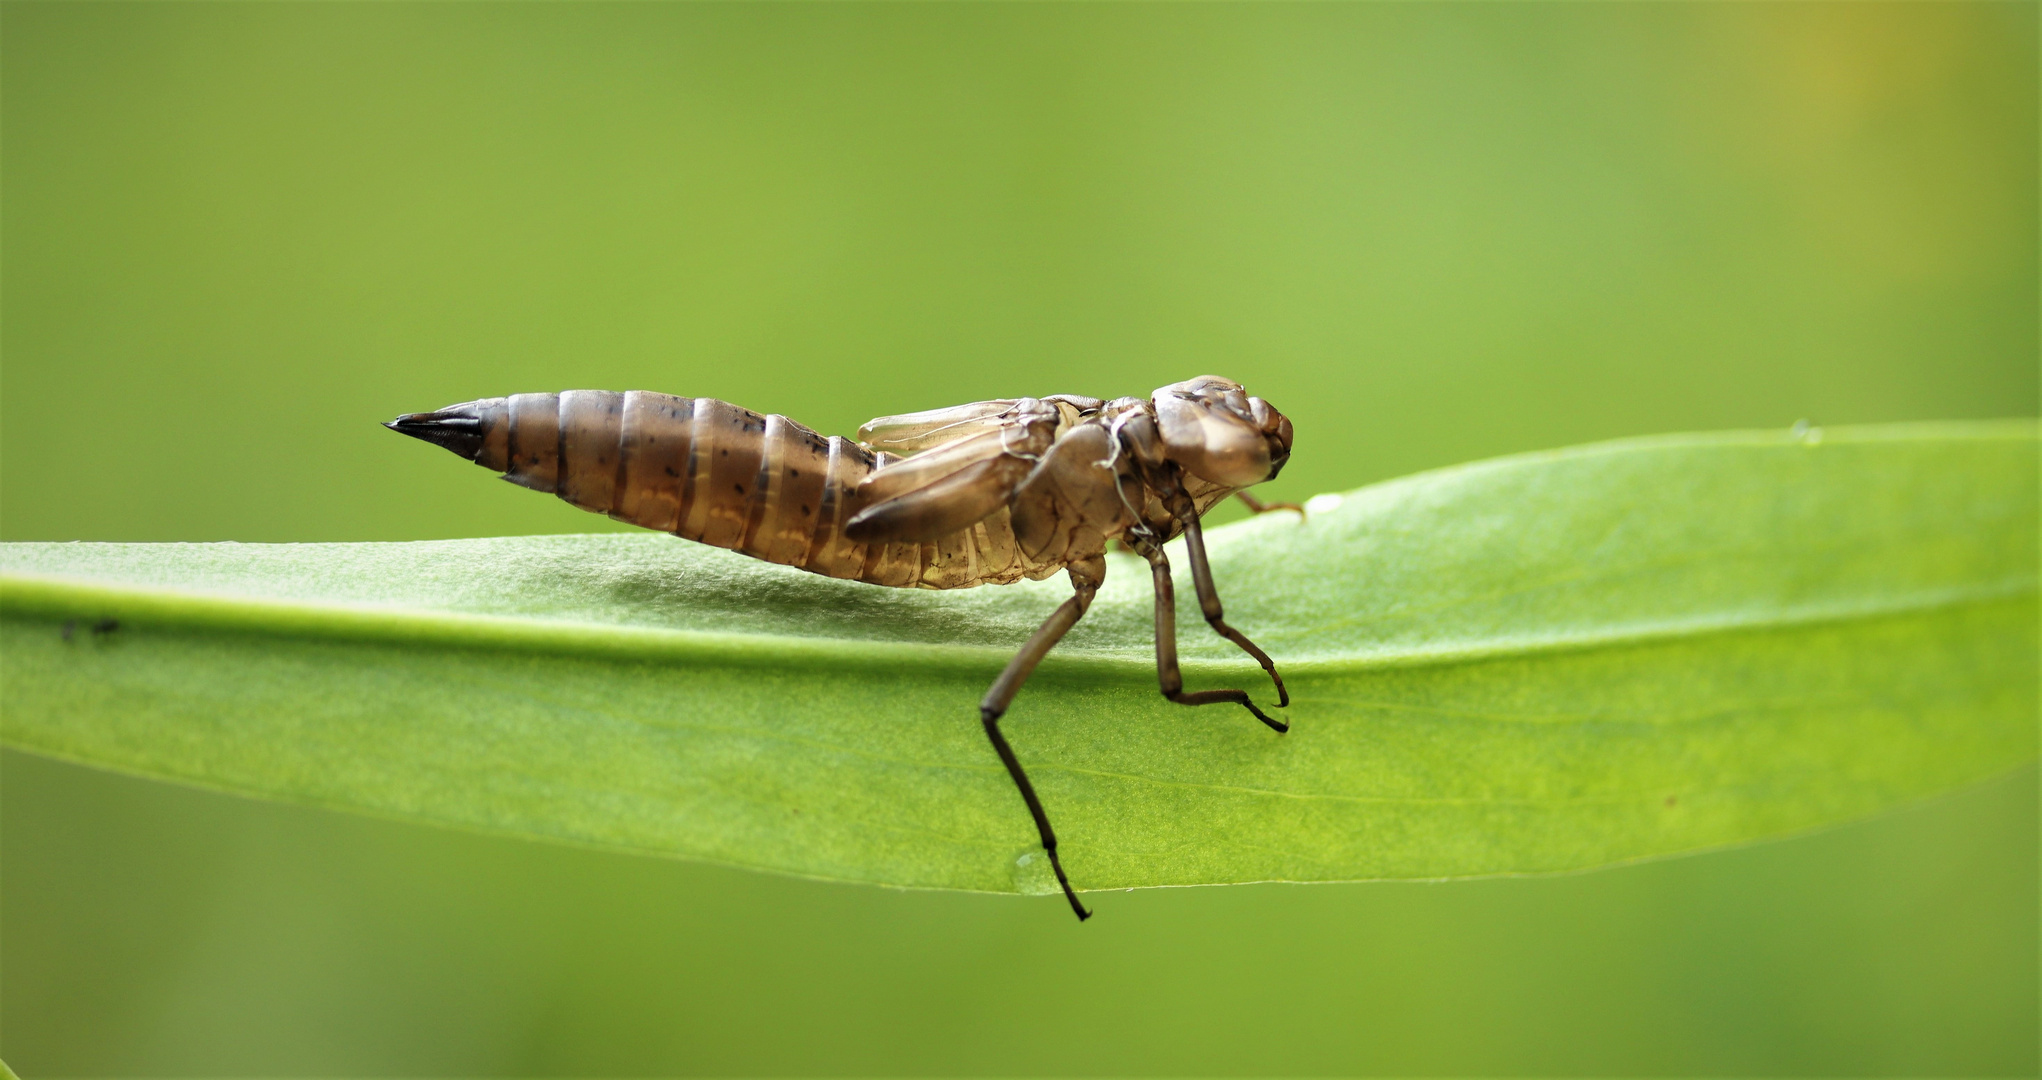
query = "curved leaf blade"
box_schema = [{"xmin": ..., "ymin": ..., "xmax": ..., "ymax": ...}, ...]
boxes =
[{"xmin": 2, "ymin": 421, "xmax": 2034, "ymax": 892}]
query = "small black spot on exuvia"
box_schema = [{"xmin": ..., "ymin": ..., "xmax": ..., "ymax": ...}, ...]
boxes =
[
  {"xmin": 734, "ymin": 484, "xmax": 745, "ymax": 495},
  {"xmin": 790, "ymin": 469, "xmax": 800, "ymax": 478},
  {"xmin": 720, "ymin": 449, "xmax": 729, "ymax": 457},
  {"xmin": 665, "ymin": 466, "xmax": 679, "ymax": 477},
  {"xmin": 801, "ymin": 505, "xmax": 811, "ymax": 515}
]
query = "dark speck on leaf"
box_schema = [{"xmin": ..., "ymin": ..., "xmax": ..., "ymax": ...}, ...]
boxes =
[{"xmin": 1665, "ymin": 795, "xmax": 1677, "ymax": 807}]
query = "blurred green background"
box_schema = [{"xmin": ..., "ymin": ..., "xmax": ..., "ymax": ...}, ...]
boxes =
[{"xmin": 2, "ymin": 2, "xmax": 2035, "ymax": 1074}]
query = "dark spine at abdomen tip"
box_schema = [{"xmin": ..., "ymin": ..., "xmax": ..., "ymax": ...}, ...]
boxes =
[
  {"xmin": 385, "ymin": 412, "xmax": 481, "ymax": 459},
  {"xmin": 386, "ymin": 398, "xmax": 509, "ymax": 467}
]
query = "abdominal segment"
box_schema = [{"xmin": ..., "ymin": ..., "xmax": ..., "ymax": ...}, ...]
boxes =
[{"xmin": 463, "ymin": 390, "xmax": 1054, "ymax": 589}]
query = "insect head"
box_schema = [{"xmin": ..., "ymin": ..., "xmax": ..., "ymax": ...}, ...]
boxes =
[{"xmin": 1150, "ymin": 376, "xmax": 1293, "ymax": 488}]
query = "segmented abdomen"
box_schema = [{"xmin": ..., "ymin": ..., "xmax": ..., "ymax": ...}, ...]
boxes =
[{"xmin": 464, "ymin": 390, "xmax": 1044, "ymax": 589}]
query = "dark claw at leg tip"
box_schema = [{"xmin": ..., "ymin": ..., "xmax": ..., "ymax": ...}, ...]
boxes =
[{"xmin": 1243, "ymin": 702, "xmax": 1289, "ymax": 733}]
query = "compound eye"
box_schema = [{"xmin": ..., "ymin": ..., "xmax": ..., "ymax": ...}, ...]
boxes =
[
  {"xmin": 1155, "ymin": 392, "xmax": 1272, "ymax": 487},
  {"xmin": 1247, "ymin": 397, "xmax": 1293, "ymax": 455}
]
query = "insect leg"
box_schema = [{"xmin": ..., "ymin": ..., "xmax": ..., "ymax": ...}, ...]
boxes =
[
  {"xmin": 979, "ymin": 573, "xmax": 1100, "ymax": 922},
  {"xmin": 1174, "ymin": 514, "xmax": 1289, "ymax": 708},
  {"xmin": 1234, "ymin": 490, "xmax": 1306, "ymax": 519},
  {"xmin": 1135, "ymin": 537, "xmax": 1288, "ymax": 733}
]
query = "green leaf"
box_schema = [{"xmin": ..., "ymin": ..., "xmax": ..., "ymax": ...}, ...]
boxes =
[{"xmin": 2, "ymin": 421, "xmax": 2034, "ymax": 894}]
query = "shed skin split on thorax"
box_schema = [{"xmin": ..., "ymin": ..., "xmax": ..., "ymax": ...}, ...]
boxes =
[{"xmin": 386, "ymin": 376, "xmax": 1299, "ymax": 921}]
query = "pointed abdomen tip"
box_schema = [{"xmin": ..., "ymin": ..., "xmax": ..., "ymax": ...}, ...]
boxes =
[{"xmin": 385, "ymin": 408, "xmax": 486, "ymax": 460}]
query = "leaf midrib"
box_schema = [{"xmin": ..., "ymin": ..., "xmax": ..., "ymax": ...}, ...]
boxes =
[{"xmin": 3, "ymin": 568, "xmax": 2029, "ymax": 681}]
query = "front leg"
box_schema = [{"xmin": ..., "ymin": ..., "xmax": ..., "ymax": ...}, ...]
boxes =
[
  {"xmin": 1132, "ymin": 535, "xmax": 1288, "ymax": 734},
  {"xmin": 1234, "ymin": 490, "xmax": 1306, "ymax": 518}
]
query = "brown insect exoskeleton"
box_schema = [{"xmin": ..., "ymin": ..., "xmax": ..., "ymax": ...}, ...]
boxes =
[{"xmin": 386, "ymin": 376, "xmax": 1298, "ymax": 920}]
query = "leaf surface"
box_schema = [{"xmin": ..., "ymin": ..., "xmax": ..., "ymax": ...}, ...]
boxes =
[{"xmin": 2, "ymin": 422, "xmax": 2034, "ymax": 893}]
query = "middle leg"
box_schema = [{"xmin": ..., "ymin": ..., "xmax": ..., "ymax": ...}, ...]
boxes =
[
  {"xmin": 1134, "ymin": 536, "xmax": 1287, "ymax": 733},
  {"xmin": 1174, "ymin": 512, "xmax": 1289, "ymax": 708}
]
